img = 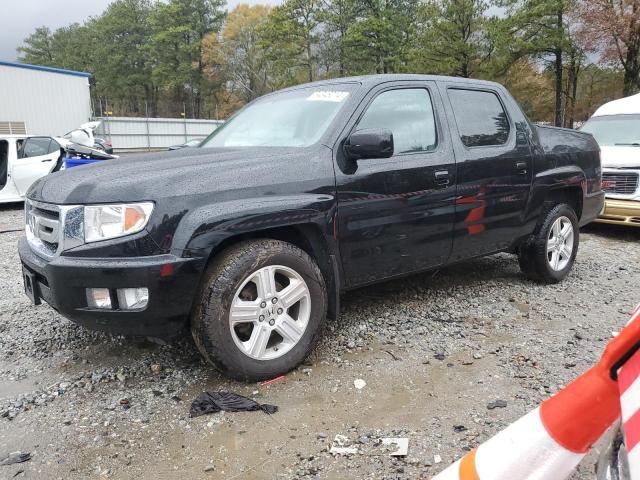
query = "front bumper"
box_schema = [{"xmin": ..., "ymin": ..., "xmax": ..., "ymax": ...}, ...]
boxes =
[
  {"xmin": 595, "ymin": 198, "xmax": 640, "ymax": 227},
  {"xmin": 19, "ymin": 237, "xmax": 205, "ymax": 337}
]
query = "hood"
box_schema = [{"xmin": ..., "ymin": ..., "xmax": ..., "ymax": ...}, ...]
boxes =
[
  {"xmin": 600, "ymin": 145, "xmax": 640, "ymax": 169},
  {"xmin": 28, "ymin": 146, "xmax": 308, "ymax": 205}
]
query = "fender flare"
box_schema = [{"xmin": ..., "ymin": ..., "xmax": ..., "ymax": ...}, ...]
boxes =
[
  {"xmin": 526, "ymin": 165, "xmax": 587, "ymax": 219},
  {"xmin": 171, "ymin": 194, "xmax": 342, "ymax": 320}
]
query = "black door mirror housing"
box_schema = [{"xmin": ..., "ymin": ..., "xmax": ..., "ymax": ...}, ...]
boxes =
[{"xmin": 344, "ymin": 128, "xmax": 394, "ymax": 160}]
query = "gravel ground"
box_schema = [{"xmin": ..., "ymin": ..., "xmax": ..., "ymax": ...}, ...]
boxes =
[{"xmin": 1, "ymin": 201, "xmax": 639, "ymax": 479}]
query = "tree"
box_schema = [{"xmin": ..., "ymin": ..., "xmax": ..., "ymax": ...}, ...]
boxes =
[
  {"xmin": 346, "ymin": 0, "xmax": 418, "ymax": 73},
  {"xmin": 15, "ymin": 0, "xmax": 633, "ymax": 120},
  {"xmin": 343, "ymin": 0, "xmax": 419, "ymax": 74},
  {"xmin": 203, "ymin": 4, "xmax": 273, "ymax": 103},
  {"xmin": 411, "ymin": 0, "xmax": 490, "ymax": 77},
  {"xmin": 496, "ymin": 0, "xmax": 577, "ymax": 126},
  {"xmin": 150, "ymin": 0, "xmax": 226, "ymax": 117},
  {"xmin": 91, "ymin": 0, "xmax": 157, "ymax": 116},
  {"xmin": 260, "ymin": 0, "xmax": 322, "ymax": 84},
  {"xmin": 17, "ymin": 27, "xmax": 56, "ymax": 65},
  {"xmin": 575, "ymin": 0, "xmax": 640, "ymax": 95},
  {"xmin": 573, "ymin": 64, "xmax": 624, "ymax": 119},
  {"xmin": 499, "ymin": 59, "xmax": 555, "ymax": 121},
  {"xmin": 317, "ymin": 0, "xmax": 359, "ymax": 76},
  {"xmin": 562, "ymin": 42, "xmax": 584, "ymax": 127}
]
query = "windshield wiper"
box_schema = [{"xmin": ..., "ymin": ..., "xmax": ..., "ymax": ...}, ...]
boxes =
[{"xmin": 614, "ymin": 142, "xmax": 640, "ymax": 146}]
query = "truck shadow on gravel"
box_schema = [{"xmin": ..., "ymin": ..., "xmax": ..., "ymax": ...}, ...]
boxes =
[
  {"xmin": 581, "ymin": 223, "xmax": 640, "ymax": 243},
  {"xmin": 39, "ymin": 253, "xmax": 521, "ymax": 383},
  {"xmin": 339, "ymin": 253, "xmax": 519, "ymax": 311}
]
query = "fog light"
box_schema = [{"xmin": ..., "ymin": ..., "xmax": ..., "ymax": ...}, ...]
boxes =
[
  {"xmin": 86, "ymin": 288, "xmax": 112, "ymax": 309},
  {"xmin": 117, "ymin": 288, "xmax": 149, "ymax": 310}
]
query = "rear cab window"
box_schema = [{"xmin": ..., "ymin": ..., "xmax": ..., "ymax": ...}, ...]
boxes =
[{"xmin": 447, "ymin": 88, "xmax": 511, "ymax": 148}]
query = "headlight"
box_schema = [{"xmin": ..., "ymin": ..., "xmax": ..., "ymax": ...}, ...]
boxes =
[{"xmin": 84, "ymin": 203, "xmax": 154, "ymax": 243}]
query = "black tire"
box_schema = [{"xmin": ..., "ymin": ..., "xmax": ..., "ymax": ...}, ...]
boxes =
[
  {"xmin": 191, "ymin": 239, "xmax": 327, "ymax": 381},
  {"xmin": 518, "ymin": 203, "xmax": 579, "ymax": 284}
]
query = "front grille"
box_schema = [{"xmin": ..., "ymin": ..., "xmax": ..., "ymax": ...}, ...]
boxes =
[
  {"xmin": 25, "ymin": 200, "xmax": 84, "ymax": 259},
  {"xmin": 602, "ymin": 172, "xmax": 639, "ymax": 195},
  {"xmin": 26, "ymin": 200, "xmax": 61, "ymax": 257}
]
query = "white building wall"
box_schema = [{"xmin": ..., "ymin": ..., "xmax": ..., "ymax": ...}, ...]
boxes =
[{"xmin": 0, "ymin": 63, "xmax": 91, "ymax": 136}]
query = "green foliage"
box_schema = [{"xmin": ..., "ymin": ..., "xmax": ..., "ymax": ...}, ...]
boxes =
[
  {"xmin": 17, "ymin": 27, "xmax": 56, "ymax": 65},
  {"xmin": 259, "ymin": 0, "xmax": 322, "ymax": 85},
  {"xmin": 342, "ymin": 0, "xmax": 419, "ymax": 74},
  {"xmin": 315, "ymin": 0, "xmax": 359, "ymax": 75},
  {"xmin": 410, "ymin": 0, "xmax": 489, "ymax": 77},
  {"xmin": 90, "ymin": 0, "xmax": 154, "ymax": 115},
  {"xmin": 150, "ymin": 0, "xmax": 226, "ymax": 116},
  {"xmin": 17, "ymin": 0, "xmax": 225, "ymax": 118},
  {"xmin": 15, "ymin": 0, "xmax": 629, "ymax": 122},
  {"xmin": 203, "ymin": 4, "xmax": 273, "ymax": 104}
]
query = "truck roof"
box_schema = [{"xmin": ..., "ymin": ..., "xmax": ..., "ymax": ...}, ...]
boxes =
[
  {"xmin": 280, "ymin": 73, "xmax": 504, "ymax": 92},
  {"xmin": 592, "ymin": 92, "xmax": 640, "ymax": 117}
]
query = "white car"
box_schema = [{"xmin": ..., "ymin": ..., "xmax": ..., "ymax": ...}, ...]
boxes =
[
  {"xmin": 582, "ymin": 93, "xmax": 640, "ymax": 226},
  {"xmin": 0, "ymin": 135, "xmax": 63, "ymax": 204}
]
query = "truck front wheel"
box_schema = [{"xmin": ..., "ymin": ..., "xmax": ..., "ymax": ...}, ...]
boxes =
[
  {"xmin": 191, "ymin": 239, "xmax": 327, "ymax": 381},
  {"xmin": 518, "ymin": 203, "xmax": 579, "ymax": 283}
]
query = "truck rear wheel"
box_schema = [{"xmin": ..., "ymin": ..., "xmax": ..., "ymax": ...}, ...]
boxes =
[
  {"xmin": 518, "ymin": 203, "xmax": 579, "ymax": 283},
  {"xmin": 191, "ymin": 239, "xmax": 327, "ymax": 381}
]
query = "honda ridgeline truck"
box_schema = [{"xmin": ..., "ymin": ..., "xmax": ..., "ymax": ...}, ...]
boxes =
[{"xmin": 19, "ymin": 75, "xmax": 604, "ymax": 380}]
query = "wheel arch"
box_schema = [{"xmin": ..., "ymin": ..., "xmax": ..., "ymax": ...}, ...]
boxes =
[
  {"xmin": 530, "ymin": 165, "xmax": 587, "ymax": 222},
  {"xmin": 545, "ymin": 185, "xmax": 583, "ymax": 220},
  {"xmin": 198, "ymin": 223, "xmax": 341, "ymax": 321}
]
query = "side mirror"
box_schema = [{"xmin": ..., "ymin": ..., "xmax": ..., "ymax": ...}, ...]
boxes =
[{"xmin": 344, "ymin": 128, "xmax": 394, "ymax": 160}]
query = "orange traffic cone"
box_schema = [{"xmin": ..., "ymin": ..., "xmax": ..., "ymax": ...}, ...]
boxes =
[{"xmin": 434, "ymin": 305, "xmax": 640, "ymax": 480}]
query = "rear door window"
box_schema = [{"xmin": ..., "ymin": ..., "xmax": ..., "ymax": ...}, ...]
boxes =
[
  {"xmin": 448, "ymin": 89, "xmax": 510, "ymax": 147},
  {"xmin": 21, "ymin": 137, "xmax": 52, "ymax": 158}
]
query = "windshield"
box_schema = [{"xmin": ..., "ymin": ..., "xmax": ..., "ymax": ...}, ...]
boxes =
[
  {"xmin": 200, "ymin": 86, "xmax": 354, "ymax": 148},
  {"xmin": 581, "ymin": 114, "xmax": 640, "ymax": 146}
]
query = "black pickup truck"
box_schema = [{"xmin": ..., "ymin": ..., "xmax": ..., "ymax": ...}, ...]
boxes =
[{"xmin": 19, "ymin": 74, "xmax": 603, "ymax": 380}]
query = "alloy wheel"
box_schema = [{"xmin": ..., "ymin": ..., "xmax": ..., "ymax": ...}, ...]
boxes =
[
  {"xmin": 546, "ymin": 216, "xmax": 574, "ymax": 271},
  {"xmin": 229, "ymin": 265, "xmax": 311, "ymax": 361}
]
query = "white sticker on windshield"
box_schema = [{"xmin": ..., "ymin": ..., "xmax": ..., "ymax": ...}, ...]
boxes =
[{"xmin": 307, "ymin": 91, "xmax": 349, "ymax": 102}]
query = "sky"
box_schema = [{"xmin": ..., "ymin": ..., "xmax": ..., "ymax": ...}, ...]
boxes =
[{"xmin": 1, "ymin": 0, "xmax": 279, "ymax": 62}]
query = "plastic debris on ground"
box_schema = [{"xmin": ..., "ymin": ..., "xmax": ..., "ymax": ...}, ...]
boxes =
[
  {"xmin": 189, "ymin": 392, "xmax": 278, "ymax": 418},
  {"xmin": 329, "ymin": 434, "xmax": 358, "ymax": 455},
  {"xmin": 261, "ymin": 375, "xmax": 286, "ymax": 386},
  {"xmin": 487, "ymin": 399, "xmax": 508, "ymax": 410},
  {"xmin": 353, "ymin": 378, "xmax": 366, "ymax": 389},
  {"xmin": 0, "ymin": 452, "xmax": 31, "ymax": 466},
  {"xmin": 381, "ymin": 438, "xmax": 409, "ymax": 456}
]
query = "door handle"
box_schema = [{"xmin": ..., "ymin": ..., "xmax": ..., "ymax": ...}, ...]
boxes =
[
  {"xmin": 515, "ymin": 161, "xmax": 527, "ymax": 174},
  {"xmin": 41, "ymin": 159, "xmax": 52, "ymax": 163},
  {"xmin": 434, "ymin": 170, "xmax": 450, "ymax": 186}
]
